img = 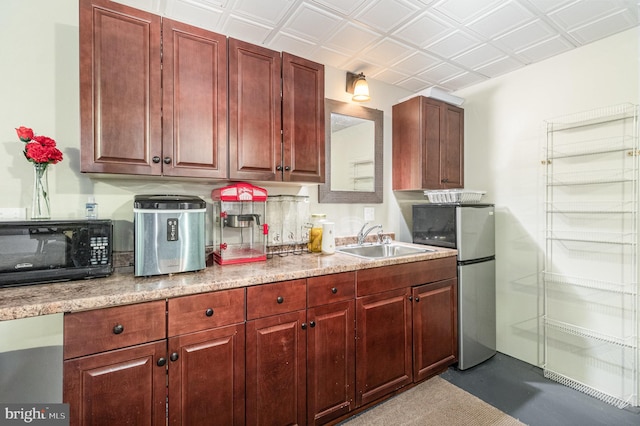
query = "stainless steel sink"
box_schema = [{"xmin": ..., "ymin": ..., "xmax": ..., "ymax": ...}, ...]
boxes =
[{"xmin": 336, "ymin": 243, "xmax": 434, "ymax": 259}]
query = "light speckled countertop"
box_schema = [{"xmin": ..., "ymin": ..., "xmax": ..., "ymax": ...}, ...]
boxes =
[{"xmin": 0, "ymin": 243, "xmax": 456, "ymax": 321}]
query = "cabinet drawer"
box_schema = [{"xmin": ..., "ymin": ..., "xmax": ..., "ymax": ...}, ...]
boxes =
[
  {"xmin": 357, "ymin": 257, "xmax": 457, "ymax": 296},
  {"xmin": 246, "ymin": 279, "xmax": 306, "ymax": 320},
  {"xmin": 307, "ymin": 272, "xmax": 355, "ymax": 307},
  {"xmin": 64, "ymin": 300, "xmax": 166, "ymax": 360},
  {"xmin": 168, "ymin": 288, "xmax": 245, "ymax": 337}
]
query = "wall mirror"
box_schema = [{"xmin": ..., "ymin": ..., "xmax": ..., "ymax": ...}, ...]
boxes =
[{"xmin": 319, "ymin": 98, "xmax": 383, "ymax": 203}]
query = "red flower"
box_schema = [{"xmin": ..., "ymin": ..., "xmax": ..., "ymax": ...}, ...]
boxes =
[
  {"xmin": 16, "ymin": 126, "xmax": 34, "ymax": 142},
  {"xmin": 25, "ymin": 142, "xmax": 63, "ymax": 164},
  {"xmin": 32, "ymin": 135, "xmax": 57, "ymax": 148},
  {"xmin": 16, "ymin": 126, "xmax": 64, "ymax": 165}
]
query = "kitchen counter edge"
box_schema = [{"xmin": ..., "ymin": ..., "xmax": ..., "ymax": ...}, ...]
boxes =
[{"xmin": 0, "ymin": 244, "xmax": 456, "ymax": 321}]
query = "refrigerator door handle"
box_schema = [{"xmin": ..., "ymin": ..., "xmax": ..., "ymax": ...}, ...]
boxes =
[{"xmin": 458, "ymin": 255, "xmax": 495, "ymax": 266}]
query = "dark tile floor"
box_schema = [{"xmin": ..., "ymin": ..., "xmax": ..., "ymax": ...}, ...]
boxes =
[{"xmin": 440, "ymin": 352, "xmax": 640, "ymax": 426}]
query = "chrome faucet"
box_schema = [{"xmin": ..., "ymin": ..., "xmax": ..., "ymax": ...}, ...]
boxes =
[{"xmin": 357, "ymin": 223, "xmax": 383, "ymax": 245}]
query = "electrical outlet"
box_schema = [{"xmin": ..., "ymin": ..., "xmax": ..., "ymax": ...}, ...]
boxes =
[
  {"xmin": 364, "ymin": 207, "xmax": 375, "ymax": 222},
  {"xmin": 0, "ymin": 208, "xmax": 27, "ymax": 220}
]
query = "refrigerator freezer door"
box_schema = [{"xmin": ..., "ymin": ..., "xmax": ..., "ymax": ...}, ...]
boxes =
[
  {"xmin": 456, "ymin": 206, "xmax": 495, "ymax": 262},
  {"xmin": 458, "ymin": 259, "xmax": 496, "ymax": 370}
]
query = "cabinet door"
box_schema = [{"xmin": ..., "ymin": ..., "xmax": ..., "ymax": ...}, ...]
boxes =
[
  {"xmin": 355, "ymin": 288, "xmax": 412, "ymax": 407},
  {"xmin": 412, "ymin": 278, "xmax": 458, "ymax": 382},
  {"xmin": 440, "ymin": 103, "xmax": 464, "ymax": 188},
  {"xmin": 228, "ymin": 38, "xmax": 281, "ymax": 181},
  {"xmin": 168, "ymin": 323, "xmax": 245, "ymax": 426},
  {"xmin": 64, "ymin": 341, "xmax": 166, "ymax": 426},
  {"xmin": 162, "ymin": 19, "xmax": 228, "ymax": 178},
  {"xmin": 79, "ymin": 0, "xmax": 162, "ymax": 175},
  {"xmin": 392, "ymin": 96, "xmax": 464, "ymax": 190},
  {"xmin": 307, "ymin": 300, "xmax": 355, "ymax": 425},
  {"xmin": 246, "ymin": 310, "xmax": 307, "ymax": 426},
  {"xmin": 282, "ymin": 52, "xmax": 325, "ymax": 183},
  {"xmin": 421, "ymin": 98, "xmax": 444, "ymax": 189}
]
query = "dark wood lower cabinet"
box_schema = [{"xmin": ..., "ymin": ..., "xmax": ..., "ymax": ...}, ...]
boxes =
[
  {"xmin": 64, "ymin": 341, "xmax": 167, "ymax": 426},
  {"xmin": 63, "ymin": 260, "xmax": 458, "ymax": 425},
  {"xmin": 412, "ymin": 278, "xmax": 458, "ymax": 382},
  {"xmin": 245, "ymin": 310, "xmax": 307, "ymax": 426},
  {"xmin": 168, "ymin": 323, "xmax": 245, "ymax": 426},
  {"xmin": 355, "ymin": 287, "xmax": 413, "ymax": 407},
  {"xmin": 307, "ymin": 300, "xmax": 355, "ymax": 425}
]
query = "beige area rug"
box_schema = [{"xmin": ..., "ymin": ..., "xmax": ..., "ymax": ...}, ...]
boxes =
[{"xmin": 340, "ymin": 376, "xmax": 527, "ymax": 426}]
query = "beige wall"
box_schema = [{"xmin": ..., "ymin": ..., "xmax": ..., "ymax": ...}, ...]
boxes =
[
  {"xmin": 0, "ymin": 0, "xmax": 412, "ymax": 252},
  {"xmin": 455, "ymin": 27, "xmax": 640, "ymax": 365}
]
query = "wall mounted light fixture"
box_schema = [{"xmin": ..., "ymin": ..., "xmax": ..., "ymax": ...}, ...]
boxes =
[{"xmin": 346, "ymin": 72, "xmax": 370, "ymax": 102}]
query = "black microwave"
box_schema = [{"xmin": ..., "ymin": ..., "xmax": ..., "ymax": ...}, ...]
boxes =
[{"xmin": 0, "ymin": 219, "xmax": 113, "ymax": 288}]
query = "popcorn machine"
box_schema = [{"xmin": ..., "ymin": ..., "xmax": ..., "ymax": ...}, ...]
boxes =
[{"xmin": 211, "ymin": 183, "xmax": 268, "ymax": 265}]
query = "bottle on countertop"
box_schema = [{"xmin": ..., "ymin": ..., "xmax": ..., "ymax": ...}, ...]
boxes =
[
  {"xmin": 85, "ymin": 196, "xmax": 98, "ymax": 219},
  {"xmin": 308, "ymin": 213, "xmax": 326, "ymax": 253}
]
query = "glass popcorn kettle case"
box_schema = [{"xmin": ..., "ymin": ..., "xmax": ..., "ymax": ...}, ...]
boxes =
[{"xmin": 211, "ymin": 183, "xmax": 268, "ymax": 265}]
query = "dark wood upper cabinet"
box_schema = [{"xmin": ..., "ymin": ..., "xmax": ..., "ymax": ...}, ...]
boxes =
[
  {"xmin": 228, "ymin": 38, "xmax": 281, "ymax": 181},
  {"xmin": 229, "ymin": 40, "xmax": 325, "ymax": 182},
  {"xmin": 79, "ymin": 0, "xmax": 162, "ymax": 175},
  {"xmin": 282, "ymin": 52, "xmax": 325, "ymax": 183},
  {"xmin": 392, "ymin": 96, "xmax": 464, "ymax": 190},
  {"xmin": 80, "ymin": 0, "xmax": 227, "ymax": 178},
  {"xmin": 81, "ymin": 1, "xmax": 324, "ymax": 183},
  {"xmin": 162, "ymin": 18, "xmax": 228, "ymax": 179}
]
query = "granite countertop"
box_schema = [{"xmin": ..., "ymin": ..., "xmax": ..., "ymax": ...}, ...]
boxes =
[{"xmin": 0, "ymin": 242, "xmax": 456, "ymax": 321}]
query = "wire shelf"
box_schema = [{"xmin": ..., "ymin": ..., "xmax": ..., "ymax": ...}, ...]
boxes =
[
  {"xmin": 543, "ymin": 103, "xmax": 639, "ymax": 407},
  {"xmin": 545, "ymin": 201, "xmax": 637, "ymax": 214},
  {"xmin": 545, "ymin": 103, "xmax": 638, "ymax": 132},
  {"xmin": 543, "ymin": 272, "xmax": 637, "ymax": 295}
]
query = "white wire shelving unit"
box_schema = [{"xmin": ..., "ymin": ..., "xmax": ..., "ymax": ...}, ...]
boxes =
[{"xmin": 543, "ymin": 104, "xmax": 639, "ymax": 408}]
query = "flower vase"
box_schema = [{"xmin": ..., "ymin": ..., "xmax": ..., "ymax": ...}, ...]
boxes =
[{"xmin": 32, "ymin": 163, "xmax": 51, "ymax": 219}]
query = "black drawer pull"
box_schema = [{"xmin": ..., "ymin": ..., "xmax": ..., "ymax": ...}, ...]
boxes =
[
  {"xmin": 309, "ymin": 321, "xmax": 316, "ymax": 328},
  {"xmin": 170, "ymin": 352, "xmax": 179, "ymax": 362},
  {"xmin": 331, "ymin": 287, "xmax": 338, "ymax": 294},
  {"xmin": 113, "ymin": 324, "xmax": 124, "ymax": 335},
  {"xmin": 157, "ymin": 357, "xmax": 166, "ymax": 367},
  {"xmin": 205, "ymin": 308, "xmax": 214, "ymax": 317},
  {"xmin": 276, "ymin": 296, "xmax": 284, "ymax": 304}
]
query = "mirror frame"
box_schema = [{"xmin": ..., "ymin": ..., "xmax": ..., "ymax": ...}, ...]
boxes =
[{"xmin": 319, "ymin": 98, "xmax": 383, "ymax": 203}]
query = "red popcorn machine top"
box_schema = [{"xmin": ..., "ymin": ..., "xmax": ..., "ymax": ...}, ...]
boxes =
[{"xmin": 211, "ymin": 183, "xmax": 268, "ymax": 265}]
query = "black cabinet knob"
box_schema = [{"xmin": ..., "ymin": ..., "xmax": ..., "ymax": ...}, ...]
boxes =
[
  {"xmin": 276, "ymin": 165, "xmax": 283, "ymax": 171},
  {"xmin": 113, "ymin": 324, "xmax": 124, "ymax": 335},
  {"xmin": 309, "ymin": 321, "xmax": 316, "ymax": 328},
  {"xmin": 415, "ymin": 296, "xmax": 420, "ymax": 302},
  {"xmin": 170, "ymin": 352, "xmax": 179, "ymax": 362},
  {"xmin": 408, "ymin": 296, "xmax": 413, "ymax": 301},
  {"xmin": 331, "ymin": 287, "xmax": 338, "ymax": 294},
  {"xmin": 157, "ymin": 357, "xmax": 166, "ymax": 367},
  {"xmin": 152, "ymin": 156, "xmax": 161, "ymax": 163},
  {"xmin": 284, "ymin": 166, "xmax": 291, "ymax": 171},
  {"xmin": 301, "ymin": 323, "xmax": 307, "ymax": 330},
  {"xmin": 163, "ymin": 157, "xmax": 171, "ymax": 164},
  {"xmin": 276, "ymin": 296, "xmax": 284, "ymax": 304},
  {"xmin": 205, "ymin": 308, "xmax": 214, "ymax": 317}
]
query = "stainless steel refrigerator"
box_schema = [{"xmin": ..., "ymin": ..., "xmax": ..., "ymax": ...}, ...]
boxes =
[{"xmin": 412, "ymin": 203, "xmax": 496, "ymax": 370}]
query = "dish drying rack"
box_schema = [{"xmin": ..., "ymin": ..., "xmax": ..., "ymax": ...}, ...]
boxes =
[{"xmin": 424, "ymin": 189, "xmax": 486, "ymax": 204}]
